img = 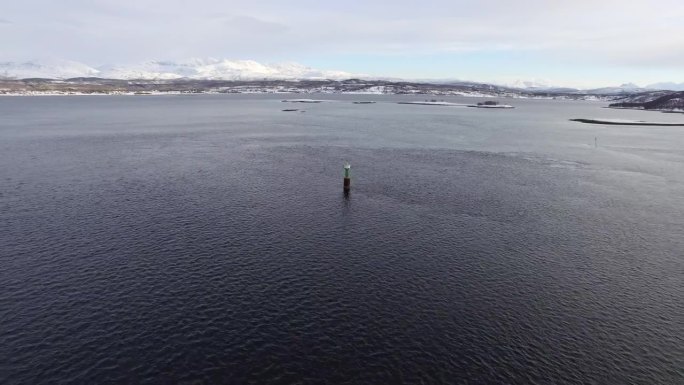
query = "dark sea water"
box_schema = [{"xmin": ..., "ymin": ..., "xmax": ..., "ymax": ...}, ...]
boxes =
[{"xmin": 1, "ymin": 94, "xmax": 682, "ymax": 384}]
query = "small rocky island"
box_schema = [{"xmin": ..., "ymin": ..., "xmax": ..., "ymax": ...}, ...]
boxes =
[
  {"xmin": 282, "ymin": 98, "xmax": 324, "ymax": 103},
  {"xmin": 470, "ymin": 100, "xmax": 514, "ymax": 109}
]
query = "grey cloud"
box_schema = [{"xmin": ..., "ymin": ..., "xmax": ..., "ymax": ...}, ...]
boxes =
[
  {"xmin": 0, "ymin": 0, "xmax": 682, "ymax": 70},
  {"xmin": 209, "ymin": 14, "xmax": 289, "ymax": 33}
]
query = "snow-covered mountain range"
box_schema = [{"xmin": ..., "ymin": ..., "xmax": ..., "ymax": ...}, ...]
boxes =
[
  {"xmin": 503, "ymin": 81, "xmax": 684, "ymax": 94},
  {"xmin": 0, "ymin": 59, "xmax": 358, "ymax": 81},
  {"xmin": 0, "ymin": 59, "xmax": 681, "ymax": 93},
  {"xmin": 0, "ymin": 59, "xmax": 100, "ymax": 79}
]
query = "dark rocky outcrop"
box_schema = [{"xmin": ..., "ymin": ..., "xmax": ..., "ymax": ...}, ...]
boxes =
[{"xmin": 610, "ymin": 91, "xmax": 684, "ymax": 111}]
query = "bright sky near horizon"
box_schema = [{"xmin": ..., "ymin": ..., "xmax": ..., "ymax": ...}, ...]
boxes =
[{"xmin": 1, "ymin": 0, "xmax": 682, "ymax": 87}]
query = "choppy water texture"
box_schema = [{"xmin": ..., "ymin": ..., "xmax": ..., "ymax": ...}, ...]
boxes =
[{"xmin": 1, "ymin": 94, "xmax": 683, "ymax": 384}]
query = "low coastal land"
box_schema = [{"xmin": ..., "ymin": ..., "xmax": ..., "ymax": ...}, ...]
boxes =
[{"xmin": 0, "ymin": 78, "xmax": 621, "ymax": 100}]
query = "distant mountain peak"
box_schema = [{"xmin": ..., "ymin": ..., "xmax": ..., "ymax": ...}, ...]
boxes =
[
  {"xmin": 496, "ymin": 79, "xmax": 554, "ymax": 90},
  {"xmin": 618, "ymin": 82, "xmax": 640, "ymax": 89}
]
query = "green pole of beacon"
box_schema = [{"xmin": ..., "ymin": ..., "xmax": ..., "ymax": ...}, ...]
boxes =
[{"xmin": 343, "ymin": 163, "xmax": 351, "ymax": 193}]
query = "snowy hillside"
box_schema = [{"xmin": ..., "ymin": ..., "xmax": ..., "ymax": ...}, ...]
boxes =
[
  {"xmin": 498, "ymin": 79, "xmax": 555, "ymax": 90},
  {"xmin": 0, "ymin": 59, "xmax": 99, "ymax": 79},
  {"xmin": 0, "ymin": 58, "xmax": 357, "ymax": 81},
  {"xmin": 610, "ymin": 91, "xmax": 684, "ymax": 111}
]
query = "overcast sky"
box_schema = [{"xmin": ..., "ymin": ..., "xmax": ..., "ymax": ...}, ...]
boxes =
[{"xmin": 1, "ymin": 0, "xmax": 683, "ymax": 87}]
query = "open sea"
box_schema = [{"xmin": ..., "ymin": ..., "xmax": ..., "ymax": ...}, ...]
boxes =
[{"xmin": 1, "ymin": 94, "xmax": 682, "ymax": 384}]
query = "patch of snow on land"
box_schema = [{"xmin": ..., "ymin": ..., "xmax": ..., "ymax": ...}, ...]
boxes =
[
  {"xmin": 342, "ymin": 86, "xmax": 388, "ymax": 94},
  {"xmin": 398, "ymin": 101, "xmax": 470, "ymax": 106},
  {"xmin": 363, "ymin": 86, "xmax": 387, "ymax": 94},
  {"xmin": 469, "ymin": 104, "xmax": 514, "ymax": 108}
]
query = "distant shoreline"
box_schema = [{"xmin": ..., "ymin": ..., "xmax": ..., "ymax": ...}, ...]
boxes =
[
  {"xmin": 0, "ymin": 91, "xmax": 608, "ymax": 101},
  {"xmin": 0, "ymin": 78, "xmax": 614, "ymax": 100},
  {"xmin": 605, "ymin": 106, "xmax": 684, "ymax": 114}
]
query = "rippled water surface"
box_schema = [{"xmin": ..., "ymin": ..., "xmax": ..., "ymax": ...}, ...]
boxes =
[{"xmin": 1, "ymin": 94, "xmax": 683, "ymax": 384}]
